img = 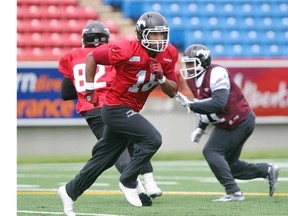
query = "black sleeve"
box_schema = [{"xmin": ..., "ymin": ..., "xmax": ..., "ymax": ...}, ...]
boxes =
[
  {"xmin": 61, "ymin": 77, "xmax": 78, "ymax": 100},
  {"xmin": 189, "ymin": 88, "xmax": 229, "ymax": 114}
]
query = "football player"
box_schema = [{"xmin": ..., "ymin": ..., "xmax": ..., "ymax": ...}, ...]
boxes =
[
  {"xmin": 58, "ymin": 11, "xmax": 178, "ymax": 215},
  {"xmin": 175, "ymin": 43, "xmax": 279, "ymax": 202},
  {"xmin": 58, "ymin": 20, "xmax": 164, "ymax": 215}
]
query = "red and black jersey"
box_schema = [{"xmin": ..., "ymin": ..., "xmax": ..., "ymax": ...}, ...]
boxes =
[
  {"xmin": 58, "ymin": 47, "xmax": 116, "ymax": 115},
  {"xmin": 92, "ymin": 39, "xmax": 179, "ymax": 112}
]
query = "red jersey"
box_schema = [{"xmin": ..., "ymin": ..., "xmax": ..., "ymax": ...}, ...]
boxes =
[
  {"xmin": 58, "ymin": 47, "xmax": 116, "ymax": 115},
  {"xmin": 186, "ymin": 64, "xmax": 251, "ymax": 129},
  {"xmin": 92, "ymin": 39, "xmax": 179, "ymax": 112}
]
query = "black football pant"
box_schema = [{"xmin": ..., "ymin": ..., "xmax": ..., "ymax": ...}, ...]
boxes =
[
  {"xmin": 85, "ymin": 107, "xmax": 153, "ymax": 174},
  {"xmin": 66, "ymin": 104, "xmax": 161, "ymax": 201}
]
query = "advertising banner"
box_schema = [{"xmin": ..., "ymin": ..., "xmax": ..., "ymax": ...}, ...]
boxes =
[
  {"xmin": 230, "ymin": 68, "xmax": 288, "ymax": 116},
  {"xmin": 216, "ymin": 59, "xmax": 288, "ymax": 123},
  {"xmin": 17, "ymin": 62, "xmax": 85, "ymax": 126},
  {"xmin": 17, "ymin": 60, "xmax": 288, "ymax": 125}
]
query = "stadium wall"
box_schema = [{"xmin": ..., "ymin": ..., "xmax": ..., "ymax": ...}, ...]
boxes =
[{"xmin": 17, "ymin": 111, "xmax": 288, "ymax": 156}]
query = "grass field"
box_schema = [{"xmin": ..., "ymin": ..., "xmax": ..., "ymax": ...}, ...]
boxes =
[{"xmin": 17, "ymin": 158, "xmax": 288, "ymax": 216}]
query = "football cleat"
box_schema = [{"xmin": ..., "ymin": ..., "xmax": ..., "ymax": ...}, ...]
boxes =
[
  {"xmin": 143, "ymin": 172, "xmax": 162, "ymax": 198},
  {"xmin": 136, "ymin": 179, "xmax": 152, "ymax": 206},
  {"xmin": 212, "ymin": 191, "xmax": 245, "ymax": 202},
  {"xmin": 138, "ymin": 193, "xmax": 152, "ymax": 206},
  {"xmin": 145, "ymin": 181, "xmax": 162, "ymax": 198},
  {"xmin": 57, "ymin": 185, "xmax": 76, "ymax": 216},
  {"xmin": 119, "ymin": 182, "xmax": 142, "ymax": 207},
  {"xmin": 267, "ymin": 164, "xmax": 279, "ymax": 196}
]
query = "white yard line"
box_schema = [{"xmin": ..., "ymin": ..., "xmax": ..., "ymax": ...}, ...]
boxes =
[{"xmin": 17, "ymin": 210, "xmax": 125, "ymax": 216}]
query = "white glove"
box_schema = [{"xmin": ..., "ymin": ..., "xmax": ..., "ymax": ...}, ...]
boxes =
[
  {"xmin": 175, "ymin": 92, "xmax": 193, "ymax": 113},
  {"xmin": 190, "ymin": 127, "xmax": 204, "ymax": 143}
]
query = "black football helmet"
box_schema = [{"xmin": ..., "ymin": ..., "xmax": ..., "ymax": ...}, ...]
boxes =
[
  {"xmin": 82, "ymin": 21, "xmax": 110, "ymax": 48},
  {"xmin": 180, "ymin": 44, "xmax": 211, "ymax": 79},
  {"xmin": 136, "ymin": 11, "xmax": 169, "ymax": 52}
]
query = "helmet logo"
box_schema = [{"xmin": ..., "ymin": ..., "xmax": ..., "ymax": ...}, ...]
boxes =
[
  {"xmin": 197, "ymin": 49, "xmax": 210, "ymax": 59},
  {"xmin": 82, "ymin": 28, "xmax": 89, "ymax": 34},
  {"xmin": 103, "ymin": 27, "xmax": 110, "ymax": 34},
  {"xmin": 137, "ymin": 19, "xmax": 146, "ymax": 29}
]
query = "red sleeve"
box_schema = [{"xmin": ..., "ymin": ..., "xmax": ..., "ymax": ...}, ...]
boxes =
[
  {"xmin": 108, "ymin": 40, "xmax": 131, "ymax": 65},
  {"xmin": 92, "ymin": 41, "xmax": 132, "ymax": 66},
  {"xmin": 158, "ymin": 44, "xmax": 179, "ymax": 85},
  {"xmin": 92, "ymin": 44, "xmax": 111, "ymax": 65},
  {"xmin": 167, "ymin": 45, "xmax": 179, "ymax": 85},
  {"xmin": 58, "ymin": 53, "xmax": 72, "ymax": 79}
]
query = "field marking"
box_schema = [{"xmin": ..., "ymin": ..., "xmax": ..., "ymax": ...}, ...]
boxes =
[
  {"xmin": 17, "ymin": 190, "xmax": 288, "ymax": 197},
  {"xmin": 17, "ymin": 210, "xmax": 124, "ymax": 216}
]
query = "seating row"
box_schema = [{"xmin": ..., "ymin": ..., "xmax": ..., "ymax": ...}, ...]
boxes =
[
  {"xmin": 18, "ymin": 31, "xmax": 125, "ymax": 48},
  {"xmin": 166, "ymin": 16, "xmax": 288, "ymax": 30},
  {"xmin": 110, "ymin": 0, "xmax": 287, "ymax": 18},
  {"xmin": 183, "ymin": 42, "xmax": 287, "ymax": 58},
  {"xmin": 17, "ymin": 18, "xmax": 119, "ymax": 34},
  {"xmin": 18, "ymin": 32, "xmax": 82, "ymax": 48},
  {"xmin": 171, "ymin": 28, "xmax": 287, "ymax": 45},
  {"xmin": 18, "ymin": 5, "xmax": 99, "ymax": 20},
  {"xmin": 17, "ymin": 33, "xmax": 129, "ymax": 61},
  {"xmin": 17, "ymin": 47, "xmax": 72, "ymax": 61},
  {"xmin": 17, "ymin": 0, "xmax": 79, "ymax": 6}
]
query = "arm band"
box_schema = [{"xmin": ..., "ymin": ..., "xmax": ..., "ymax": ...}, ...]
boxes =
[{"xmin": 86, "ymin": 82, "xmax": 94, "ymax": 90}]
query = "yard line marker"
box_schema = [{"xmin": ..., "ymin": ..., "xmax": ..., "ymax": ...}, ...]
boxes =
[{"xmin": 17, "ymin": 210, "xmax": 125, "ymax": 216}]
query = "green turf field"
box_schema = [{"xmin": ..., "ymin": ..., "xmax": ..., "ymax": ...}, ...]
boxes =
[{"xmin": 17, "ymin": 159, "xmax": 288, "ymax": 216}]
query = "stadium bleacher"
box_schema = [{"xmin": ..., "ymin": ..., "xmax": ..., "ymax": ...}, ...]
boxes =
[
  {"xmin": 17, "ymin": 0, "xmax": 120, "ymax": 61},
  {"xmin": 17, "ymin": 0, "xmax": 288, "ymax": 60},
  {"xmin": 105, "ymin": 0, "xmax": 288, "ymax": 58}
]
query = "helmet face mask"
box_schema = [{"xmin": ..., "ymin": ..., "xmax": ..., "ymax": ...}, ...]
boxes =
[
  {"xmin": 82, "ymin": 21, "xmax": 110, "ymax": 48},
  {"xmin": 180, "ymin": 57, "xmax": 205, "ymax": 79},
  {"xmin": 136, "ymin": 12, "xmax": 169, "ymax": 52},
  {"xmin": 180, "ymin": 44, "xmax": 211, "ymax": 79}
]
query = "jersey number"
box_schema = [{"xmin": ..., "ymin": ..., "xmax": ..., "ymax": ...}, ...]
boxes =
[
  {"xmin": 128, "ymin": 70, "xmax": 158, "ymax": 92},
  {"xmin": 196, "ymin": 113, "xmax": 225, "ymax": 124},
  {"xmin": 73, "ymin": 63, "xmax": 106, "ymax": 92}
]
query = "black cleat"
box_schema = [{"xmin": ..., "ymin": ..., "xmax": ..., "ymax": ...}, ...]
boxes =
[{"xmin": 138, "ymin": 193, "xmax": 152, "ymax": 206}]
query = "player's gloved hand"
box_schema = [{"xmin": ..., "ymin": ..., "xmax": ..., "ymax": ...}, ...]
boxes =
[
  {"xmin": 175, "ymin": 92, "xmax": 193, "ymax": 113},
  {"xmin": 150, "ymin": 57, "xmax": 166, "ymax": 84},
  {"xmin": 191, "ymin": 127, "xmax": 204, "ymax": 143},
  {"xmin": 85, "ymin": 89, "xmax": 98, "ymax": 106}
]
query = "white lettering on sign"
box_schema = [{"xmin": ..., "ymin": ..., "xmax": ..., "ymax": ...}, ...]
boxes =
[
  {"xmin": 17, "ymin": 73, "xmax": 37, "ymax": 93},
  {"xmin": 234, "ymin": 73, "xmax": 288, "ymax": 109}
]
